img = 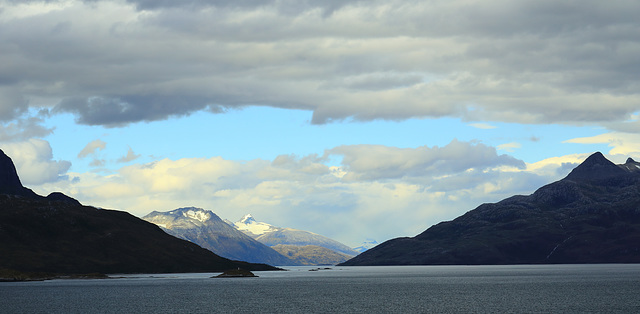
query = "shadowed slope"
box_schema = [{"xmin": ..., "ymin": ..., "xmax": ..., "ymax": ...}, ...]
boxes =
[
  {"xmin": 0, "ymin": 149, "xmax": 277, "ymax": 274},
  {"xmin": 341, "ymin": 152, "xmax": 640, "ymax": 266}
]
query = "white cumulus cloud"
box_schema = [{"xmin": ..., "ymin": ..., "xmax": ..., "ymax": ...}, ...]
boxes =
[
  {"xmin": 29, "ymin": 139, "xmax": 566, "ymax": 246},
  {"xmin": 0, "ymin": 139, "xmax": 71, "ymax": 185}
]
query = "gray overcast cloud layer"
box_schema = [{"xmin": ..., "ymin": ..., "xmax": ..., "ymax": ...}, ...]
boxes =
[{"xmin": 1, "ymin": 0, "xmax": 639, "ymax": 128}]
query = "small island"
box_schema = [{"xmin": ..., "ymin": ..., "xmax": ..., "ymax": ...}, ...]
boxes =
[{"xmin": 213, "ymin": 269, "xmax": 258, "ymax": 278}]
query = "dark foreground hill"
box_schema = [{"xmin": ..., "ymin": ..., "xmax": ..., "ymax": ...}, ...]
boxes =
[
  {"xmin": 341, "ymin": 152, "xmax": 640, "ymax": 266},
  {"xmin": 0, "ymin": 150, "xmax": 277, "ymax": 274}
]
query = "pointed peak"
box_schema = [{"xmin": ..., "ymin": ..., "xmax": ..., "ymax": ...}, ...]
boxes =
[
  {"xmin": 239, "ymin": 214, "xmax": 256, "ymax": 224},
  {"xmin": 0, "ymin": 149, "xmax": 24, "ymax": 189},
  {"xmin": 0, "ymin": 149, "xmax": 39, "ymax": 198},
  {"xmin": 620, "ymin": 157, "xmax": 640, "ymax": 173},
  {"xmin": 565, "ymin": 152, "xmax": 627, "ymax": 181},
  {"xmin": 582, "ymin": 152, "xmax": 609, "ymax": 164}
]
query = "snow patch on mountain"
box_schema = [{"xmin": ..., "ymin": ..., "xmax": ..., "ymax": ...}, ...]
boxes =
[
  {"xmin": 182, "ymin": 209, "xmax": 211, "ymax": 222},
  {"xmin": 155, "ymin": 223, "xmax": 168, "ymax": 229},
  {"xmin": 232, "ymin": 214, "xmax": 359, "ymax": 257},
  {"xmin": 233, "ymin": 214, "xmax": 278, "ymax": 236},
  {"xmin": 240, "ymin": 214, "xmax": 256, "ymax": 224}
]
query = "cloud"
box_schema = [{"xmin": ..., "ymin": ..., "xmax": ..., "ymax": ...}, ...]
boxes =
[
  {"xmin": 497, "ymin": 142, "xmax": 521, "ymax": 152},
  {"xmin": 523, "ymin": 152, "xmax": 617, "ymax": 178},
  {"xmin": 30, "ymin": 139, "xmax": 546, "ymax": 245},
  {"xmin": 78, "ymin": 139, "xmax": 106, "ymax": 158},
  {"xmin": 469, "ymin": 123, "xmax": 497, "ymax": 130},
  {"xmin": 89, "ymin": 158, "xmax": 106, "ymax": 167},
  {"xmin": 0, "ymin": 139, "xmax": 71, "ymax": 185},
  {"xmin": 326, "ymin": 139, "xmax": 525, "ymax": 181},
  {"xmin": 0, "ymin": 115, "xmax": 54, "ymax": 141},
  {"xmin": 603, "ymin": 113, "xmax": 640, "ymax": 134},
  {"xmin": 564, "ymin": 132, "xmax": 640, "ymax": 158},
  {"xmin": 122, "ymin": 0, "xmax": 361, "ymax": 15},
  {"xmin": 1, "ymin": 0, "xmax": 639, "ymax": 127},
  {"xmin": 117, "ymin": 147, "xmax": 141, "ymax": 163},
  {"xmin": 0, "ymin": 87, "xmax": 29, "ymax": 121},
  {"xmin": 54, "ymin": 96, "xmax": 217, "ymax": 127}
]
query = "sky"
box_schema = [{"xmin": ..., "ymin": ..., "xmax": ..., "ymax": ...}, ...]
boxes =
[{"xmin": 1, "ymin": 0, "xmax": 640, "ymax": 247}]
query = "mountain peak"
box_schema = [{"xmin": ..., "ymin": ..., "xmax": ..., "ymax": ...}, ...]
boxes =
[
  {"xmin": 620, "ymin": 157, "xmax": 640, "ymax": 173},
  {"xmin": 581, "ymin": 151, "xmax": 609, "ymax": 164},
  {"xmin": 565, "ymin": 152, "xmax": 627, "ymax": 181},
  {"xmin": 0, "ymin": 149, "xmax": 24, "ymax": 191},
  {"xmin": 234, "ymin": 214, "xmax": 279, "ymax": 237},
  {"xmin": 166, "ymin": 207, "xmax": 216, "ymax": 223},
  {"xmin": 0, "ymin": 149, "xmax": 39, "ymax": 198},
  {"xmin": 182, "ymin": 208, "xmax": 212, "ymax": 222},
  {"xmin": 240, "ymin": 214, "xmax": 256, "ymax": 224}
]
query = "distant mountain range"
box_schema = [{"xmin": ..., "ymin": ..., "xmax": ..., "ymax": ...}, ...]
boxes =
[
  {"xmin": 341, "ymin": 152, "xmax": 640, "ymax": 266},
  {"xmin": 144, "ymin": 211, "xmax": 358, "ymax": 266},
  {"xmin": 143, "ymin": 208, "xmax": 299, "ymax": 266},
  {"xmin": 0, "ymin": 149, "xmax": 276, "ymax": 275},
  {"xmin": 233, "ymin": 214, "xmax": 359, "ymax": 257}
]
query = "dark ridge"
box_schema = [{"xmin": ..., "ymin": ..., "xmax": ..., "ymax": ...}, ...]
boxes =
[
  {"xmin": 0, "ymin": 149, "xmax": 23, "ymax": 188},
  {"xmin": 0, "ymin": 149, "xmax": 39, "ymax": 198},
  {"xmin": 564, "ymin": 152, "xmax": 627, "ymax": 181},
  {"xmin": 46, "ymin": 192, "xmax": 82, "ymax": 206},
  {"xmin": 341, "ymin": 152, "xmax": 640, "ymax": 266},
  {"xmin": 0, "ymin": 149, "xmax": 278, "ymax": 274}
]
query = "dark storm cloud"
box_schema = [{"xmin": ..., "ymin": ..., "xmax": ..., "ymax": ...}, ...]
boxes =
[
  {"xmin": 123, "ymin": 0, "xmax": 361, "ymax": 15},
  {"xmin": 0, "ymin": 88, "xmax": 29, "ymax": 122},
  {"xmin": 2, "ymin": 0, "xmax": 640, "ymax": 128},
  {"xmin": 54, "ymin": 95, "xmax": 217, "ymax": 126}
]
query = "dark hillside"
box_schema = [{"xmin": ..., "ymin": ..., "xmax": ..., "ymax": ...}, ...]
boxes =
[
  {"xmin": 0, "ymin": 149, "xmax": 276, "ymax": 274},
  {"xmin": 341, "ymin": 152, "xmax": 640, "ymax": 266}
]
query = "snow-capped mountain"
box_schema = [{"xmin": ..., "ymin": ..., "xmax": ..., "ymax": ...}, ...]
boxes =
[
  {"xmin": 234, "ymin": 214, "xmax": 280, "ymax": 237},
  {"xmin": 231, "ymin": 214, "xmax": 359, "ymax": 257},
  {"xmin": 353, "ymin": 239, "xmax": 379, "ymax": 253},
  {"xmin": 143, "ymin": 208, "xmax": 299, "ymax": 266}
]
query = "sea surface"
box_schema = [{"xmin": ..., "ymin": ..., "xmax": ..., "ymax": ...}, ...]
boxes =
[{"xmin": 2, "ymin": 264, "xmax": 640, "ymax": 313}]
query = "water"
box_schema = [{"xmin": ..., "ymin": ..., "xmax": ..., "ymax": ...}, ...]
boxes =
[{"xmin": 2, "ymin": 264, "xmax": 640, "ymax": 313}]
